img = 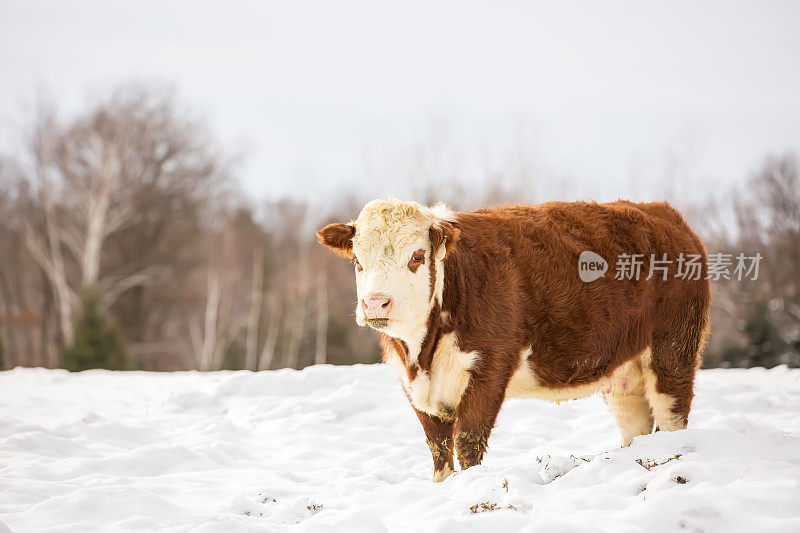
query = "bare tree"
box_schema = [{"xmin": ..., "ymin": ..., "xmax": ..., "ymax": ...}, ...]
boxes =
[
  {"xmin": 698, "ymin": 154, "xmax": 800, "ymax": 367},
  {"xmin": 16, "ymin": 86, "xmax": 232, "ymax": 366},
  {"xmin": 314, "ymin": 269, "xmax": 328, "ymax": 365},
  {"xmin": 23, "ymin": 108, "xmax": 76, "ymax": 347},
  {"xmin": 245, "ymin": 249, "xmax": 265, "ymax": 371},
  {"xmin": 257, "ymin": 292, "xmax": 282, "ymax": 371},
  {"xmin": 191, "ymin": 272, "xmax": 222, "ymax": 371},
  {"xmin": 284, "ymin": 245, "xmax": 310, "ymax": 368}
]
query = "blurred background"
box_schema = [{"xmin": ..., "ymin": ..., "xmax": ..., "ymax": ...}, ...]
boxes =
[{"xmin": 1, "ymin": 1, "xmax": 798, "ymax": 371}]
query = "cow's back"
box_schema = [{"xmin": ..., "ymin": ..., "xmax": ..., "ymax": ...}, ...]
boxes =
[{"xmin": 449, "ymin": 201, "xmax": 709, "ymax": 389}]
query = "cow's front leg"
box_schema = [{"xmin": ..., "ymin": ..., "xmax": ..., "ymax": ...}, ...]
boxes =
[
  {"xmin": 414, "ymin": 408, "xmax": 455, "ymax": 482},
  {"xmin": 454, "ymin": 374, "xmax": 506, "ymax": 470}
]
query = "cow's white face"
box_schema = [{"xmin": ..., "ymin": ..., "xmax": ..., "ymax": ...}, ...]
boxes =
[
  {"xmin": 352, "ymin": 211, "xmax": 437, "ymax": 339},
  {"xmin": 317, "ymin": 199, "xmax": 458, "ymax": 346}
]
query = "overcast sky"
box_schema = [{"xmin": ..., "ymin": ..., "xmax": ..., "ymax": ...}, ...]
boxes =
[{"xmin": 2, "ymin": 0, "xmax": 799, "ymax": 206}]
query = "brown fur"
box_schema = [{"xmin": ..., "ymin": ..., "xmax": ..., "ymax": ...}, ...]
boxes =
[
  {"xmin": 316, "ymin": 223, "xmax": 355, "ymax": 258},
  {"xmin": 320, "ymin": 200, "xmax": 711, "ymax": 479},
  {"xmin": 429, "ymin": 223, "xmax": 460, "ymax": 257}
]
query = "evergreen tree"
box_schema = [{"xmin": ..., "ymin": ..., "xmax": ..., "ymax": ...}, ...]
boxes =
[
  {"xmin": 63, "ymin": 288, "xmax": 129, "ymax": 371},
  {"xmin": 741, "ymin": 300, "xmax": 787, "ymax": 368}
]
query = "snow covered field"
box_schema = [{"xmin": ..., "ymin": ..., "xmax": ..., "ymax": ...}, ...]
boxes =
[{"xmin": 0, "ymin": 365, "xmax": 798, "ymax": 533}]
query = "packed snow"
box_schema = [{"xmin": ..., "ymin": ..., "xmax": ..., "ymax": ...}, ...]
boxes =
[{"xmin": 0, "ymin": 364, "xmax": 798, "ymax": 532}]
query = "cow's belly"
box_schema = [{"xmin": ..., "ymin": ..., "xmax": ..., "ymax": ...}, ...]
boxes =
[{"xmin": 505, "ymin": 347, "xmax": 640, "ymax": 402}]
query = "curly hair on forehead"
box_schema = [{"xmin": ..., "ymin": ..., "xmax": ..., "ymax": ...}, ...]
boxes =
[{"xmin": 359, "ymin": 197, "xmax": 435, "ymax": 222}]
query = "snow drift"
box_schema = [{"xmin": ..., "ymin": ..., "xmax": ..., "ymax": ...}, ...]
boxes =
[{"xmin": 0, "ymin": 365, "xmax": 798, "ymax": 532}]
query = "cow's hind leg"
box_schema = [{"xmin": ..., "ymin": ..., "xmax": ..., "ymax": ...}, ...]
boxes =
[
  {"xmin": 604, "ymin": 360, "xmax": 654, "ymax": 446},
  {"xmin": 641, "ymin": 300, "xmax": 708, "ymax": 431},
  {"xmin": 641, "ymin": 345, "xmax": 693, "ymax": 431}
]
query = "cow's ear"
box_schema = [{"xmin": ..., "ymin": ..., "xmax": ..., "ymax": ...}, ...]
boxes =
[
  {"xmin": 429, "ymin": 221, "xmax": 460, "ymax": 261},
  {"xmin": 316, "ymin": 223, "xmax": 356, "ymax": 258}
]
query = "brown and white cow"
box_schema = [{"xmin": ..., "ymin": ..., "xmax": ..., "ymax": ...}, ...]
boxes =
[{"xmin": 317, "ymin": 198, "xmax": 710, "ymax": 482}]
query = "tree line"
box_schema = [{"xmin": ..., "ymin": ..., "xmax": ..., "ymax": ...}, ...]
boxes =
[{"xmin": 0, "ymin": 85, "xmax": 797, "ymax": 370}]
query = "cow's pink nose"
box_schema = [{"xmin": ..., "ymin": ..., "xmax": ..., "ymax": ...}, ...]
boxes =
[{"xmin": 361, "ymin": 296, "xmax": 393, "ymax": 319}]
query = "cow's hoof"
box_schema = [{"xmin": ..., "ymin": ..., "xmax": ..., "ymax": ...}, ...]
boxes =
[{"xmin": 433, "ymin": 463, "xmax": 455, "ymax": 482}]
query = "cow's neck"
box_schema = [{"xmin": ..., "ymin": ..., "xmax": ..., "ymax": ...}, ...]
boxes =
[
  {"xmin": 404, "ymin": 247, "xmax": 460, "ymax": 374},
  {"xmin": 388, "ymin": 299, "xmax": 442, "ymax": 373}
]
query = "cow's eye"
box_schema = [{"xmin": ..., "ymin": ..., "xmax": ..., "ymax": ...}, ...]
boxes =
[
  {"xmin": 352, "ymin": 257, "xmax": 363, "ymax": 272},
  {"xmin": 407, "ymin": 249, "xmax": 426, "ymax": 272}
]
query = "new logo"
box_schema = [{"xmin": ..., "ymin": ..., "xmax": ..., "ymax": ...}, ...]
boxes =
[{"xmin": 578, "ymin": 251, "xmax": 608, "ymax": 282}]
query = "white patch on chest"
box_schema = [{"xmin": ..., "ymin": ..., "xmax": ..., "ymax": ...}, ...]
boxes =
[
  {"xmin": 506, "ymin": 347, "xmax": 640, "ymax": 402},
  {"xmin": 407, "ymin": 332, "xmax": 477, "ymax": 417},
  {"xmin": 383, "ymin": 345, "xmax": 410, "ymax": 390}
]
